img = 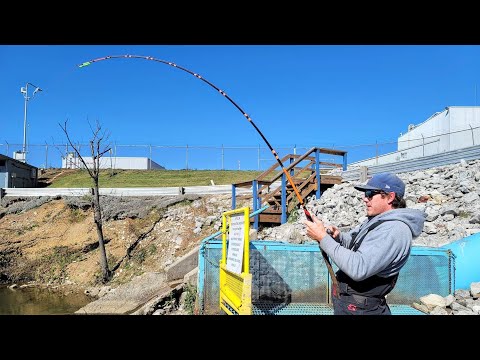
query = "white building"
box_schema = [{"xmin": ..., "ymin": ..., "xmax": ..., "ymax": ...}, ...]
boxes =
[
  {"xmin": 62, "ymin": 153, "xmax": 165, "ymax": 170},
  {"xmin": 351, "ymin": 106, "xmax": 480, "ymax": 167}
]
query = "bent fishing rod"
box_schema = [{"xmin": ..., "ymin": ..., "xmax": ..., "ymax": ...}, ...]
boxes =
[{"xmin": 77, "ymin": 54, "xmax": 338, "ymax": 291}]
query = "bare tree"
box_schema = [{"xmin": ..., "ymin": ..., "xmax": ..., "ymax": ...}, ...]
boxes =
[{"xmin": 59, "ymin": 119, "xmax": 111, "ymax": 283}]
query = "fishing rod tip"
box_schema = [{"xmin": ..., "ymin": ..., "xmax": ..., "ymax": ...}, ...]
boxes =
[{"xmin": 78, "ymin": 62, "xmax": 92, "ymax": 68}]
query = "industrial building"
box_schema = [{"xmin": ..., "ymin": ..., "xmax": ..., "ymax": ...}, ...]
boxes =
[
  {"xmin": 61, "ymin": 153, "xmax": 165, "ymax": 170},
  {"xmin": 351, "ymin": 106, "xmax": 480, "ymax": 167},
  {"xmin": 0, "ymin": 154, "xmax": 38, "ymax": 188}
]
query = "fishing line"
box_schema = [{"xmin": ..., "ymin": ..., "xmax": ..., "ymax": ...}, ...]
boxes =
[{"xmin": 78, "ymin": 54, "xmax": 338, "ymax": 292}]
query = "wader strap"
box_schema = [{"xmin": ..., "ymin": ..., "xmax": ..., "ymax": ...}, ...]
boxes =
[{"xmin": 348, "ymin": 220, "xmax": 388, "ymax": 252}]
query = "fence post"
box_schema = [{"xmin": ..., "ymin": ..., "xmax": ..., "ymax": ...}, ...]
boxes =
[
  {"xmin": 45, "ymin": 142, "xmax": 48, "ymax": 169},
  {"xmin": 360, "ymin": 166, "xmax": 368, "ymax": 182},
  {"xmin": 470, "ymin": 124, "xmax": 475, "ymax": 146},
  {"xmin": 258, "ymin": 144, "xmax": 260, "ymax": 171},
  {"xmin": 421, "ymin": 134, "xmax": 425, "ymax": 156},
  {"xmin": 222, "ymin": 144, "xmax": 224, "ymax": 170}
]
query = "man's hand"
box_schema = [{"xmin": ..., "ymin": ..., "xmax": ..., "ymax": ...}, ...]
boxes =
[{"xmin": 303, "ymin": 213, "xmax": 328, "ymax": 243}]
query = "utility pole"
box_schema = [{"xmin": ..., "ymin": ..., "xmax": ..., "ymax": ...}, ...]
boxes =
[{"xmin": 20, "ymin": 82, "xmax": 42, "ymax": 163}]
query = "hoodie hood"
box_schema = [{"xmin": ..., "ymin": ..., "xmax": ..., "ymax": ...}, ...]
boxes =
[{"xmin": 372, "ymin": 208, "xmax": 426, "ymax": 238}]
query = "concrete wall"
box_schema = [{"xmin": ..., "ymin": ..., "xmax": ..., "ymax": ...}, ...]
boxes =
[{"xmin": 165, "ymin": 245, "xmax": 200, "ymax": 282}]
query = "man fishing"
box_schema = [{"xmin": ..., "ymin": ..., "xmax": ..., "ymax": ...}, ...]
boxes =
[
  {"xmin": 78, "ymin": 56, "xmax": 415, "ymax": 311},
  {"xmin": 304, "ymin": 172, "xmax": 426, "ymax": 315}
]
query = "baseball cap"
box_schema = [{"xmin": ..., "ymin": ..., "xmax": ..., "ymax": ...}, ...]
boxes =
[{"xmin": 353, "ymin": 172, "xmax": 405, "ymax": 198}]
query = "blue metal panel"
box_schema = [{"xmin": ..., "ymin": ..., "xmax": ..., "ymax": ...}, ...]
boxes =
[
  {"xmin": 198, "ymin": 240, "xmax": 453, "ymax": 315},
  {"xmin": 198, "ymin": 239, "xmax": 223, "ymax": 314},
  {"xmin": 196, "ymin": 241, "xmax": 207, "ymax": 314},
  {"xmin": 250, "ymin": 243, "xmax": 329, "ymax": 303},
  {"xmin": 440, "ymin": 233, "xmax": 480, "ymax": 290},
  {"xmin": 252, "ymin": 303, "xmax": 424, "ymax": 315},
  {"xmin": 254, "ymin": 241, "xmax": 321, "ymax": 252},
  {"xmin": 253, "ymin": 303, "xmax": 333, "ymax": 315},
  {"xmin": 389, "ymin": 246, "xmax": 453, "ymax": 304},
  {"xmin": 390, "ymin": 305, "xmax": 426, "ymax": 315}
]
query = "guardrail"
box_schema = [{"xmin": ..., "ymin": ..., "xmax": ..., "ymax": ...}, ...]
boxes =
[{"xmin": 0, "ymin": 185, "xmax": 252, "ymax": 198}]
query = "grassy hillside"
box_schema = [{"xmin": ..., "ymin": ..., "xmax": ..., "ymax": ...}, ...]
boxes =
[{"xmin": 41, "ymin": 169, "xmax": 266, "ymax": 188}]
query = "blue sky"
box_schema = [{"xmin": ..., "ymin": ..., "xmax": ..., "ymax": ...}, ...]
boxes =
[{"xmin": 1, "ymin": 45, "xmax": 480, "ymax": 170}]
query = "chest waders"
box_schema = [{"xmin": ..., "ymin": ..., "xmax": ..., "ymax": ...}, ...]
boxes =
[{"xmin": 332, "ymin": 220, "xmax": 399, "ymax": 315}]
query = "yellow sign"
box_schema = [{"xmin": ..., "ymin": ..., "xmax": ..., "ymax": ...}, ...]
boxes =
[
  {"xmin": 226, "ymin": 213, "xmax": 245, "ymax": 274},
  {"xmin": 219, "ymin": 207, "xmax": 252, "ymax": 315}
]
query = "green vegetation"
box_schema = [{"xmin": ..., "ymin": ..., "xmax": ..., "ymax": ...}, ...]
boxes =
[
  {"xmin": 48, "ymin": 169, "xmax": 265, "ymax": 188},
  {"xmin": 68, "ymin": 208, "xmax": 88, "ymax": 223},
  {"xmin": 287, "ymin": 208, "xmax": 300, "ymax": 223},
  {"xmin": 35, "ymin": 246, "xmax": 84, "ymax": 284},
  {"xmin": 183, "ymin": 284, "xmax": 197, "ymax": 315},
  {"xmin": 132, "ymin": 248, "xmax": 148, "ymax": 264},
  {"xmin": 16, "ymin": 223, "xmax": 39, "ymax": 235}
]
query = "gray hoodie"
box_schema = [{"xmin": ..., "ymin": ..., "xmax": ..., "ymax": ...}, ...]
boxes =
[{"xmin": 319, "ymin": 208, "xmax": 426, "ymax": 281}]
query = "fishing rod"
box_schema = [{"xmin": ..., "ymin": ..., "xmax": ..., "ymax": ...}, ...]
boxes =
[{"xmin": 77, "ymin": 54, "xmax": 338, "ymax": 293}]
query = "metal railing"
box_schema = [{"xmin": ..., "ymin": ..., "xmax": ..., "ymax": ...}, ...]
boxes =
[{"xmin": 342, "ymin": 144, "xmax": 480, "ymax": 181}]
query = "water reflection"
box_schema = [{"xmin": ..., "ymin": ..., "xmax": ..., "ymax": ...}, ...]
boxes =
[{"xmin": 0, "ymin": 285, "xmax": 92, "ymax": 315}]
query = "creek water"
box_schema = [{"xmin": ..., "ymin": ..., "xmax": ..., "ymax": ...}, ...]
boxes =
[{"xmin": 0, "ymin": 285, "xmax": 92, "ymax": 315}]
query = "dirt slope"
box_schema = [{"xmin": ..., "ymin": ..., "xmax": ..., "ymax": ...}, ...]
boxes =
[{"xmin": 0, "ymin": 194, "xmax": 248, "ymax": 296}]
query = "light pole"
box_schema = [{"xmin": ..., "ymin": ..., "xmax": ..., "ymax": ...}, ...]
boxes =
[{"xmin": 20, "ymin": 82, "xmax": 42, "ymax": 163}]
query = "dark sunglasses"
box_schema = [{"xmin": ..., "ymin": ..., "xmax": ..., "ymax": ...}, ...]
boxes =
[{"xmin": 364, "ymin": 190, "xmax": 384, "ymax": 199}]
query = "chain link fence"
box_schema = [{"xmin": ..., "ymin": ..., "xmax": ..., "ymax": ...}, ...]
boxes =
[
  {"xmin": 0, "ymin": 143, "xmax": 343, "ymax": 170},
  {"xmin": 1, "ymin": 125, "xmax": 478, "ymax": 170}
]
